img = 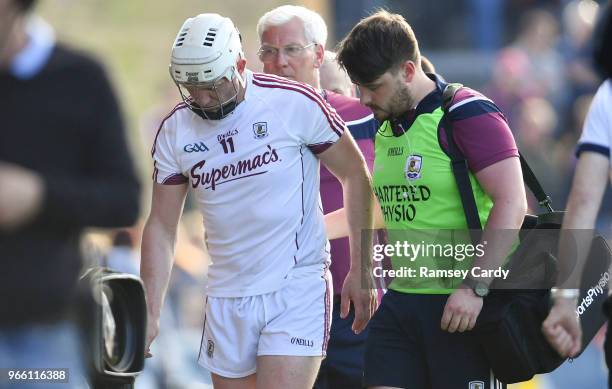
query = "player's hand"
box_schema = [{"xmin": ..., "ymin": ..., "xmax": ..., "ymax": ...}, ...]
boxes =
[
  {"xmin": 341, "ymin": 268, "xmax": 377, "ymax": 334},
  {"xmin": 441, "ymin": 287, "xmax": 483, "ymax": 333},
  {"xmin": 542, "ymin": 297, "xmax": 581, "ymax": 358},
  {"xmin": 0, "ymin": 162, "xmax": 44, "ymax": 230},
  {"xmin": 144, "ymin": 314, "xmax": 160, "ymax": 358}
]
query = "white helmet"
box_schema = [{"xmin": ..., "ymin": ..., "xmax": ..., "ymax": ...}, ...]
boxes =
[{"xmin": 169, "ymin": 14, "xmax": 244, "ymax": 119}]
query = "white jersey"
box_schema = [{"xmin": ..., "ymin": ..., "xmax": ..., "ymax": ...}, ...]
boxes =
[
  {"xmin": 578, "ymin": 79, "xmax": 612, "ymax": 171},
  {"xmin": 152, "ymin": 70, "xmax": 346, "ymax": 297}
]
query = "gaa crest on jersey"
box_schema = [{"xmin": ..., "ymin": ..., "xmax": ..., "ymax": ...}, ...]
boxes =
[
  {"xmin": 207, "ymin": 339, "xmax": 215, "ymax": 358},
  {"xmin": 183, "ymin": 141, "xmax": 209, "ymax": 153},
  {"xmin": 253, "ymin": 122, "xmax": 269, "ymax": 139},
  {"xmin": 468, "ymin": 381, "xmax": 484, "ymax": 389},
  {"xmin": 404, "ymin": 154, "xmax": 423, "ymax": 180}
]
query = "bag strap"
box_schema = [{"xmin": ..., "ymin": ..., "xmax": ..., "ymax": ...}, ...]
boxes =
[
  {"xmin": 441, "ymin": 84, "xmax": 483, "ymax": 243},
  {"xmin": 441, "ymin": 83, "xmax": 554, "ymax": 243},
  {"xmin": 519, "ymin": 156, "xmax": 554, "ymax": 212}
]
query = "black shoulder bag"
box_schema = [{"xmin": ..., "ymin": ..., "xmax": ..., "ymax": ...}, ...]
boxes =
[{"xmin": 441, "ymin": 83, "xmax": 610, "ymax": 384}]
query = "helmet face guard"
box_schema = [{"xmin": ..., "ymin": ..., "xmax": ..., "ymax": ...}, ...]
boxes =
[
  {"xmin": 169, "ymin": 13, "xmax": 244, "ymax": 120},
  {"xmin": 172, "ymin": 66, "xmax": 242, "ymax": 120}
]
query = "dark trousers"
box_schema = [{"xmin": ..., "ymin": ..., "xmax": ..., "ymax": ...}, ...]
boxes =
[{"xmin": 363, "ymin": 290, "xmax": 506, "ymax": 389}]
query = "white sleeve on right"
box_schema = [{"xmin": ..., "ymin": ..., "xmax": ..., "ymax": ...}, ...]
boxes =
[
  {"xmin": 294, "ymin": 91, "xmax": 346, "ymax": 155},
  {"xmin": 578, "ymin": 80, "xmax": 612, "ymax": 162},
  {"xmin": 151, "ymin": 115, "xmax": 187, "ymax": 185}
]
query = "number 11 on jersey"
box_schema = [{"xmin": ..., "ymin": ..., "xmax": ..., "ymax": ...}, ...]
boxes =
[{"xmin": 220, "ymin": 137, "xmax": 235, "ymax": 154}]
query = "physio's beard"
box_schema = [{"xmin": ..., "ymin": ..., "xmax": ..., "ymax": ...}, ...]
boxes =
[{"xmin": 389, "ymin": 85, "xmax": 415, "ymax": 120}]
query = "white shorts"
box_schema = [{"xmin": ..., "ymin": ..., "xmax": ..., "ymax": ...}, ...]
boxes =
[{"xmin": 198, "ymin": 265, "xmax": 332, "ymax": 378}]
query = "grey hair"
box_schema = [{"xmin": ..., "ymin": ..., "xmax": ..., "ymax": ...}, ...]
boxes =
[{"xmin": 257, "ymin": 5, "xmax": 328, "ymax": 47}]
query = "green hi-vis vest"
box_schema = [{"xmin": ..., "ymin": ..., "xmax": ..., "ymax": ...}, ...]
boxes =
[{"xmin": 372, "ymin": 107, "xmax": 493, "ymax": 294}]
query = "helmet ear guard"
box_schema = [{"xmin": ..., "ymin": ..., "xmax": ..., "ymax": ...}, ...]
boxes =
[{"xmin": 169, "ymin": 13, "xmax": 244, "ymax": 120}]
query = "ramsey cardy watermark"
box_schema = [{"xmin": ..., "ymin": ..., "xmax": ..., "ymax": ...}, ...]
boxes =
[{"xmin": 372, "ymin": 240, "xmax": 509, "ymax": 281}]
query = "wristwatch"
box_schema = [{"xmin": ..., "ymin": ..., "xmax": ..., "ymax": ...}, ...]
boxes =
[
  {"xmin": 551, "ymin": 288, "xmax": 579, "ymax": 299},
  {"xmin": 463, "ymin": 277, "xmax": 490, "ymax": 298}
]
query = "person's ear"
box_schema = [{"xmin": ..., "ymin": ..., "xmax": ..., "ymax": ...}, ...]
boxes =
[
  {"xmin": 313, "ymin": 44, "xmax": 325, "ymax": 69},
  {"xmin": 236, "ymin": 58, "xmax": 247, "ymax": 74},
  {"xmin": 400, "ymin": 60, "xmax": 417, "ymax": 83}
]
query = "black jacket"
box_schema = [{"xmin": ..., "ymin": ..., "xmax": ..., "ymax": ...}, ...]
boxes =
[{"xmin": 0, "ymin": 44, "xmax": 140, "ymax": 326}]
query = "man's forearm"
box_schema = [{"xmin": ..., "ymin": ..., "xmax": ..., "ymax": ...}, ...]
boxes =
[
  {"xmin": 343, "ymin": 169, "xmax": 374, "ymax": 272},
  {"xmin": 557, "ymin": 219, "xmax": 596, "ymax": 291},
  {"xmin": 556, "ymin": 190, "xmax": 600, "ymax": 290},
  {"xmin": 324, "ymin": 195, "xmax": 384, "ymax": 241},
  {"xmin": 140, "ymin": 220, "xmax": 176, "ymax": 318},
  {"xmin": 556, "ymin": 152, "xmax": 608, "ymax": 289},
  {"xmin": 467, "ymin": 198, "xmax": 525, "ymax": 286},
  {"xmin": 324, "ymin": 208, "xmax": 349, "ymax": 240}
]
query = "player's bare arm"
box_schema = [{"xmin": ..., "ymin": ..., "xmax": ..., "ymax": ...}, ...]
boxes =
[
  {"xmin": 324, "ymin": 196, "xmax": 384, "ymax": 241},
  {"xmin": 543, "ymin": 151, "xmax": 609, "ymax": 357},
  {"xmin": 140, "ymin": 182, "xmax": 188, "ymax": 356},
  {"xmin": 318, "ymin": 132, "xmax": 377, "ymax": 333}
]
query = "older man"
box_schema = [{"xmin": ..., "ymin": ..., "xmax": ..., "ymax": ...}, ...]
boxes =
[{"xmin": 257, "ymin": 5, "xmax": 378, "ymax": 388}]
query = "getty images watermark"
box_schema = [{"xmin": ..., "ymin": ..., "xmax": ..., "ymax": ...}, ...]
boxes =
[
  {"xmin": 361, "ymin": 228, "xmax": 611, "ymax": 291},
  {"xmin": 371, "ymin": 240, "xmax": 510, "ymax": 281}
]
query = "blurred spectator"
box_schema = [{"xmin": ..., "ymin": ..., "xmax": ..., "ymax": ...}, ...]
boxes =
[
  {"xmin": 561, "ymin": 0, "xmax": 601, "ymax": 98},
  {"xmin": 0, "ymin": 0, "xmax": 140, "ymax": 387},
  {"xmin": 513, "ymin": 9, "xmax": 566, "ymax": 112},
  {"xmin": 319, "ymin": 50, "xmax": 355, "ymax": 97},
  {"xmin": 488, "ymin": 8, "xmax": 566, "ymax": 129},
  {"xmin": 514, "ymin": 97, "xmax": 566, "ymax": 211},
  {"xmin": 420, "ymin": 55, "xmax": 436, "ymax": 73},
  {"xmin": 105, "ymin": 229, "xmax": 140, "ymax": 275},
  {"xmin": 486, "ymin": 47, "xmax": 534, "ymax": 126}
]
